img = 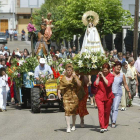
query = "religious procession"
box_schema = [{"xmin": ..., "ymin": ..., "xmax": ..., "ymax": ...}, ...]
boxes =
[{"xmin": 0, "ymin": 0, "xmax": 140, "ymax": 139}]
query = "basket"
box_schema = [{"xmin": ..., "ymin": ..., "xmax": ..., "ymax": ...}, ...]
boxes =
[{"xmin": 76, "ymin": 69, "xmax": 100, "ymax": 75}]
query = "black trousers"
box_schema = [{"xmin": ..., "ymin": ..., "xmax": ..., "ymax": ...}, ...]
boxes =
[{"xmin": 10, "ymin": 34, "xmax": 12, "ymax": 41}]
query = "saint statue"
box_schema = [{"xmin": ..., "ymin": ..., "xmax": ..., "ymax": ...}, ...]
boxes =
[
  {"xmin": 81, "ymin": 11, "xmax": 104, "ymax": 54},
  {"xmin": 35, "ymin": 23, "xmax": 48, "ymax": 60},
  {"xmin": 42, "ymin": 13, "xmax": 54, "ymax": 44}
]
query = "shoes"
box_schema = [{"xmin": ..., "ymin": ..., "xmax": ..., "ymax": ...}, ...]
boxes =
[
  {"xmin": 71, "ymin": 126, "xmax": 76, "ymax": 131},
  {"xmin": 87, "ymin": 98, "xmax": 89, "ymax": 102},
  {"xmin": 2, "ymin": 109, "xmax": 7, "ymax": 112},
  {"xmin": 112, "ymin": 124, "xmax": 116, "ymax": 128},
  {"xmin": 121, "ymin": 107, "xmax": 126, "ymax": 111},
  {"xmin": 104, "ymin": 129, "xmax": 108, "ymax": 132},
  {"xmin": 80, "ymin": 120, "xmax": 85, "ymax": 128},
  {"xmin": 6, "ymin": 103, "xmax": 9, "ymax": 106},
  {"xmin": 100, "ymin": 129, "xmax": 104, "ymax": 133},
  {"xmin": 91, "ymin": 103, "xmax": 94, "ymax": 106},
  {"xmin": 11, "ymin": 98, "xmax": 15, "ymax": 103},
  {"xmin": 66, "ymin": 127, "xmax": 71, "ymax": 133}
]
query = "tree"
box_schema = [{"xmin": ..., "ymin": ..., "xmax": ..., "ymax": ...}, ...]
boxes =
[{"xmin": 32, "ymin": 0, "xmax": 133, "ymax": 41}]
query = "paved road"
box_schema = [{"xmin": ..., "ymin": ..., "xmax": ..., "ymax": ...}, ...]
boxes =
[
  {"xmin": 0, "ymin": 102, "xmax": 140, "ymax": 140},
  {"xmin": 3, "ymin": 35, "xmax": 31, "ymax": 53},
  {"xmin": 0, "ymin": 40, "xmax": 140, "ymax": 140}
]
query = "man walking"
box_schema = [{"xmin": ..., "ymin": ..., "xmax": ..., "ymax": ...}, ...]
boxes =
[
  {"xmin": 134, "ymin": 52, "xmax": 140, "ymax": 98},
  {"xmin": 9, "ymin": 29, "xmax": 13, "ymax": 41},
  {"xmin": 128, "ymin": 57, "xmax": 138, "ymax": 100}
]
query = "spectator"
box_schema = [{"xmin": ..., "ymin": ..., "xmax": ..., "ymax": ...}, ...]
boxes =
[
  {"xmin": 113, "ymin": 49, "xmax": 118, "ymax": 58},
  {"xmin": 1, "ymin": 59, "xmax": 6, "ymax": 68},
  {"xmin": 134, "ymin": 52, "xmax": 140, "ymax": 98},
  {"xmin": 20, "ymin": 51, "xmax": 24, "ymax": 58},
  {"xmin": 118, "ymin": 53, "xmax": 123, "ymax": 63},
  {"xmin": 24, "ymin": 48, "xmax": 29, "ymax": 56},
  {"xmin": 126, "ymin": 51, "xmax": 130, "ymax": 61},
  {"xmin": 67, "ymin": 48, "xmax": 74, "ymax": 58},
  {"xmin": 0, "ymin": 59, "xmax": 3, "ymax": 68},
  {"xmin": 0, "ymin": 67, "xmax": 8, "ymax": 112},
  {"xmin": 1, "ymin": 46, "xmax": 9, "ymax": 56},
  {"xmin": 128, "ymin": 57, "xmax": 138, "ymax": 100},
  {"xmin": 121, "ymin": 62, "xmax": 132, "ymax": 110},
  {"xmin": 56, "ymin": 50, "xmax": 60, "ymax": 57},
  {"xmin": 23, "ymin": 52, "xmax": 29, "ymax": 59},
  {"xmin": 5, "ymin": 29, "xmax": 9, "ymax": 41},
  {"xmin": 59, "ymin": 48, "xmax": 67, "ymax": 59},
  {"xmin": 105, "ymin": 51, "xmax": 110, "ymax": 57},
  {"xmin": 114, "ymin": 58, "xmax": 118, "ymax": 62},
  {"xmin": 72, "ymin": 46, "xmax": 78, "ymax": 54},
  {"xmin": 9, "ymin": 29, "xmax": 13, "ymax": 41},
  {"xmin": 50, "ymin": 46, "xmax": 55, "ymax": 56}
]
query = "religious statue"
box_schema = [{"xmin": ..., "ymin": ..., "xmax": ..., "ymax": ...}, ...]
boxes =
[
  {"xmin": 81, "ymin": 11, "xmax": 104, "ymax": 54},
  {"xmin": 35, "ymin": 23, "xmax": 48, "ymax": 60},
  {"xmin": 42, "ymin": 13, "xmax": 54, "ymax": 44}
]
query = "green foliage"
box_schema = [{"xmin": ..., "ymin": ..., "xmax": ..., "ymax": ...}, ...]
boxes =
[
  {"xmin": 20, "ymin": 57, "xmax": 39, "ymax": 73},
  {"xmin": 32, "ymin": 0, "xmax": 134, "ymax": 41}
]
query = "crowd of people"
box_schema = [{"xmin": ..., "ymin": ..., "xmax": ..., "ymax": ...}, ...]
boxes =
[{"xmin": 0, "ymin": 43, "xmax": 140, "ymax": 133}]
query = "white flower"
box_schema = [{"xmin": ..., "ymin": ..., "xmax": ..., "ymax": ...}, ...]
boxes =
[
  {"xmin": 92, "ymin": 64, "xmax": 97, "ymax": 69},
  {"xmin": 78, "ymin": 60, "xmax": 83, "ymax": 68},
  {"xmin": 62, "ymin": 59, "xmax": 65, "ymax": 63},
  {"xmin": 19, "ymin": 60, "xmax": 25, "ymax": 66},
  {"xmin": 28, "ymin": 72, "xmax": 34, "ymax": 76},
  {"xmin": 91, "ymin": 56, "xmax": 97, "ymax": 63},
  {"xmin": 85, "ymin": 54, "xmax": 90, "ymax": 59}
]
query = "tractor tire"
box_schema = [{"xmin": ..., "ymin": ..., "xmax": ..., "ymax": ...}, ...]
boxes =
[{"xmin": 31, "ymin": 87, "xmax": 41, "ymax": 113}]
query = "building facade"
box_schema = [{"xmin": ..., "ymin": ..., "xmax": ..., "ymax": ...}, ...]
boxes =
[
  {"xmin": 0, "ymin": 0, "xmax": 16, "ymax": 32},
  {"xmin": 0, "ymin": 0, "xmax": 44, "ymax": 33}
]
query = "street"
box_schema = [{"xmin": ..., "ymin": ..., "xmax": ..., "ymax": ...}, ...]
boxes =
[
  {"xmin": 0, "ymin": 40, "xmax": 140, "ymax": 140},
  {"xmin": 0, "ymin": 101, "xmax": 140, "ymax": 140}
]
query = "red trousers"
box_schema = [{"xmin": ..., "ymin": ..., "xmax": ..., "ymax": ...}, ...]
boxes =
[
  {"xmin": 95, "ymin": 98, "xmax": 113, "ymax": 129},
  {"xmin": 8, "ymin": 77, "xmax": 14, "ymax": 98}
]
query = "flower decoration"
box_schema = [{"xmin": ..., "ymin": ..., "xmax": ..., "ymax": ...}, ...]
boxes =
[{"xmin": 27, "ymin": 23, "xmax": 36, "ymax": 32}]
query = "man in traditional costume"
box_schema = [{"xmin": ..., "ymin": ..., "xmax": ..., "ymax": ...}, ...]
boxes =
[{"xmin": 81, "ymin": 11, "xmax": 104, "ymax": 54}]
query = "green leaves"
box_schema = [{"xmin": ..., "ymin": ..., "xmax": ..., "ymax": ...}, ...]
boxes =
[{"xmin": 32, "ymin": 0, "xmax": 134, "ymax": 41}]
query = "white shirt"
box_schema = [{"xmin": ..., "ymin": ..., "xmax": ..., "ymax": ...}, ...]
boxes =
[
  {"xmin": 0, "ymin": 74, "xmax": 8, "ymax": 87},
  {"xmin": 2, "ymin": 51, "xmax": 9, "ymax": 56},
  {"xmin": 9, "ymin": 30, "xmax": 13, "ymax": 35}
]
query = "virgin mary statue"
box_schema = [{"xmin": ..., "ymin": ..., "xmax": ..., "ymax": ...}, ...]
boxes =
[{"xmin": 81, "ymin": 11, "xmax": 104, "ymax": 54}]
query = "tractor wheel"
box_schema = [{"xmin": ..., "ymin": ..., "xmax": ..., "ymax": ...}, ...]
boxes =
[{"xmin": 31, "ymin": 87, "xmax": 41, "ymax": 113}]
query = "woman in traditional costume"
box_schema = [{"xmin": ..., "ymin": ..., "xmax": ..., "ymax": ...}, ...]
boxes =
[
  {"xmin": 58, "ymin": 64, "xmax": 81, "ymax": 133},
  {"xmin": 81, "ymin": 11, "xmax": 104, "ymax": 54},
  {"xmin": 77, "ymin": 75, "xmax": 89, "ymax": 127}
]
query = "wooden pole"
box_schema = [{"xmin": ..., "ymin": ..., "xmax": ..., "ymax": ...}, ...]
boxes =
[{"xmin": 133, "ymin": 0, "xmax": 139, "ymax": 60}]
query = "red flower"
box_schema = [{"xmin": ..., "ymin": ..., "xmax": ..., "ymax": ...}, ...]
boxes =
[{"xmin": 17, "ymin": 63, "xmax": 19, "ymax": 66}]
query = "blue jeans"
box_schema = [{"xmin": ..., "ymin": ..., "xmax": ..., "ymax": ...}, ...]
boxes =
[{"xmin": 110, "ymin": 93, "xmax": 122, "ymax": 124}]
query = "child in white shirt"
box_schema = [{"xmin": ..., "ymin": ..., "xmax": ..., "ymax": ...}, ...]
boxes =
[{"xmin": 0, "ymin": 68, "xmax": 8, "ymax": 112}]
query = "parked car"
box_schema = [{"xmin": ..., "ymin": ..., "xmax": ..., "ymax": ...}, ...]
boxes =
[{"xmin": 0, "ymin": 32, "xmax": 7, "ymax": 44}]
